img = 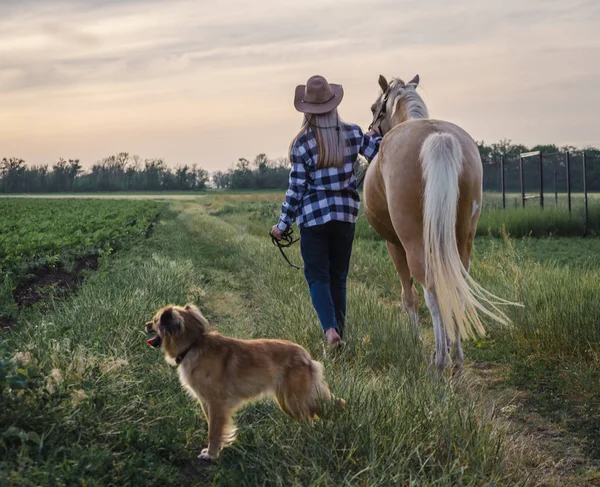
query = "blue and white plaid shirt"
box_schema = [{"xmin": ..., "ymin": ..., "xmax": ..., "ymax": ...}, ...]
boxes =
[{"xmin": 277, "ymin": 123, "xmax": 381, "ymax": 231}]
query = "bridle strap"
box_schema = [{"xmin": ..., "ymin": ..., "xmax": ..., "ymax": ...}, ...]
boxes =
[{"xmin": 368, "ymin": 88, "xmax": 392, "ymax": 136}]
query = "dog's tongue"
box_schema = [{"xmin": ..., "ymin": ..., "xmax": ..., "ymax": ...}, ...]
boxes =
[{"xmin": 147, "ymin": 335, "xmax": 161, "ymax": 347}]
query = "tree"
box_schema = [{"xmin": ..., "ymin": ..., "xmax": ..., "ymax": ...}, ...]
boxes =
[
  {"xmin": 236, "ymin": 158, "xmax": 251, "ymax": 171},
  {"xmin": 192, "ymin": 165, "xmax": 209, "ymax": 190},
  {"xmin": 51, "ymin": 158, "xmax": 81, "ymax": 191},
  {"xmin": 477, "ymin": 141, "xmax": 493, "ymax": 163},
  {"xmin": 0, "ymin": 158, "xmax": 26, "ymax": 192},
  {"xmin": 488, "ymin": 139, "xmax": 529, "ymax": 163},
  {"xmin": 531, "ymin": 144, "xmax": 559, "ymax": 155},
  {"xmin": 253, "ymin": 153, "xmax": 270, "ymax": 173},
  {"xmin": 212, "ymin": 171, "xmax": 230, "ymax": 189}
]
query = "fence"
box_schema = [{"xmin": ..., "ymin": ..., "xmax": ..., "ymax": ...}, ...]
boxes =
[{"xmin": 482, "ymin": 151, "xmax": 599, "ymax": 235}]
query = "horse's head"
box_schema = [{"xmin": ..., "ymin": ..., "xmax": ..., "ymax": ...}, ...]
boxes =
[{"xmin": 369, "ymin": 74, "xmax": 425, "ymax": 136}]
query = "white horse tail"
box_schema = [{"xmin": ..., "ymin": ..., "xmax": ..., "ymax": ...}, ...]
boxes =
[{"xmin": 420, "ymin": 132, "xmax": 511, "ymax": 341}]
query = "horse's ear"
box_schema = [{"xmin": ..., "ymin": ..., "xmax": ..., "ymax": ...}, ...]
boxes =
[
  {"xmin": 378, "ymin": 74, "xmax": 389, "ymax": 92},
  {"xmin": 407, "ymin": 74, "xmax": 420, "ymax": 87}
]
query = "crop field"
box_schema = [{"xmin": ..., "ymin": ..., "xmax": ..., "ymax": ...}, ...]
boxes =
[
  {"xmin": 0, "ymin": 193, "xmax": 599, "ymax": 486},
  {"xmin": 0, "ymin": 198, "xmax": 164, "ymax": 327}
]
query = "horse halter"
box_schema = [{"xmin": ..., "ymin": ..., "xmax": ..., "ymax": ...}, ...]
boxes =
[{"xmin": 368, "ymin": 88, "xmax": 392, "ymax": 136}]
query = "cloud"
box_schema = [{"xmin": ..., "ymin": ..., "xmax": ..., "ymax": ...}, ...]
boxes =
[{"xmin": 0, "ymin": 0, "xmax": 599, "ymax": 169}]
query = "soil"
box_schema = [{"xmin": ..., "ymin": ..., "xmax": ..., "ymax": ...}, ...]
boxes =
[
  {"xmin": 468, "ymin": 360, "xmax": 600, "ymax": 486},
  {"xmin": 0, "ymin": 256, "xmax": 100, "ymax": 333}
]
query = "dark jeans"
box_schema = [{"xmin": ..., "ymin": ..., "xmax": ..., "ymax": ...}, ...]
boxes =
[{"xmin": 300, "ymin": 221, "xmax": 356, "ymax": 337}]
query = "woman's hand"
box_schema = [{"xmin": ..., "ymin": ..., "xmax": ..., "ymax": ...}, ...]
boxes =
[
  {"xmin": 365, "ymin": 128, "xmax": 379, "ymax": 137},
  {"xmin": 270, "ymin": 225, "xmax": 284, "ymax": 240}
]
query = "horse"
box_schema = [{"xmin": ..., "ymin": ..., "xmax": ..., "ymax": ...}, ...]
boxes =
[{"xmin": 363, "ymin": 74, "xmax": 515, "ymax": 371}]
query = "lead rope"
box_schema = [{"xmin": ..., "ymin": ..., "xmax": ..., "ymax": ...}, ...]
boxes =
[{"xmin": 271, "ymin": 227, "xmax": 302, "ymax": 270}]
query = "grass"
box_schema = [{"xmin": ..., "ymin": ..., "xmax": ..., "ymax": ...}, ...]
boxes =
[
  {"xmin": 479, "ymin": 193, "xmax": 599, "ymax": 237},
  {"xmin": 1, "ymin": 193, "xmax": 599, "ymax": 485},
  {"xmin": 213, "ymin": 196, "xmax": 600, "ymax": 473},
  {"xmin": 0, "ymin": 198, "xmax": 163, "ymax": 319}
]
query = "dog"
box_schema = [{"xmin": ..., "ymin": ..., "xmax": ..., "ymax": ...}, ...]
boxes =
[{"xmin": 145, "ymin": 304, "xmax": 344, "ymax": 463}]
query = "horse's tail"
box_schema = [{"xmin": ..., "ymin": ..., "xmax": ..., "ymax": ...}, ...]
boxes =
[{"xmin": 420, "ymin": 132, "xmax": 512, "ymax": 341}]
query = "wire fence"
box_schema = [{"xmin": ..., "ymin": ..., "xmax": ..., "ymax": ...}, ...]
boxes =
[{"xmin": 482, "ymin": 151, "xmax": 599, "ymax": 235}]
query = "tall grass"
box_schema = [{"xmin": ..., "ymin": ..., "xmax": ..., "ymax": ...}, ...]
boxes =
[
  {"xmin": 1, "ymin": 202, "xmax": 516, "ymax": 486},
  {"xmin": 477, "ymin": 203, "xmax": 599, "ymax": 237},
  {"xmin": 2, "ymin": 195, "xmax": 599, "ymax": 485}
]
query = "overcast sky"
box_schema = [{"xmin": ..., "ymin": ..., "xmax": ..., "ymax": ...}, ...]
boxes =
[{"xmin": 1, "ymin": 0, "xmax": 599, "ymax": 171}]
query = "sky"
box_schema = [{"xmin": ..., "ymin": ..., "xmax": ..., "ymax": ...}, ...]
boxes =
[{"xmin": 1, "ymin": 0, "xmax": 599, "ymax": 172}]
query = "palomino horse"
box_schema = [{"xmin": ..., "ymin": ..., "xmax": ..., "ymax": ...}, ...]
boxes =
[{"xmin": 363, "ymin": 74, "xmax": 512, "ymax": 371}]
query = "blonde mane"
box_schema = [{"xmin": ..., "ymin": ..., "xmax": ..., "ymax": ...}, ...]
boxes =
[{"xmin": 386, "ymin": 78, "xmax": 429, "ymax": 122}]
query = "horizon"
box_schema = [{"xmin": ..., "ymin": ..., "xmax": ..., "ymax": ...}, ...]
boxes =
[{"xmin": 1, "ymin": 0, "xmax": 599, "ymax": 172}]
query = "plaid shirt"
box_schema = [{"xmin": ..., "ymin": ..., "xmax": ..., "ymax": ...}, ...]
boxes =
[{"xmin": 277, "ymin": 123, "xmax": 382, "ymax": 231}]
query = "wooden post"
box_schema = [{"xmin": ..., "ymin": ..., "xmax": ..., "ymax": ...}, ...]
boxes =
[
  {"xmin": 500, "ymin": 156, "xmax": 506, "ymax": 209},
  {"xmin": 538, "ymin": 152, "xmax": 544, "ymax": 209},
  {"xmin": 553, "ymin": 167, "xmax": 558, "ymax": 206},
  {"xmin": 583, "ymin": 152, "xmax": 589, "ymax": 236},
  {"xmin": 566, "ymin": 151, "xmax": 571, "ymax": 214}
]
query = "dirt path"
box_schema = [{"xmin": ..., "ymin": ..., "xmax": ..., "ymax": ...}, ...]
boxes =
[{"xmin": 468, "ymin": 362, "xmax": 600, "ymax": 486}]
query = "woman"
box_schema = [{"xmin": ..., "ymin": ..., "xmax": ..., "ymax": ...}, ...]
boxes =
[{"xmin": 271, "ymin": 75, "xmax": 382, "ymax": 348}]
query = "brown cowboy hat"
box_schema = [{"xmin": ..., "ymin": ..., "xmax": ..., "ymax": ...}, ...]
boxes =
[{"xmin": 294, "ymin": 75, "xmax": 344, "ymax": 114}]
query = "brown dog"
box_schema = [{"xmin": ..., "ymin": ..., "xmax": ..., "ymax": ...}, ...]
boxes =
[{"xmin": 145, "ymin": 304, "xmax": 344, "ymax": 463}]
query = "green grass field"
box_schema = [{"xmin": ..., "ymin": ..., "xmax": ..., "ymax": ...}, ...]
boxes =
[
  {"xmin": 0, "ymin": 193, "xmax": 599, "ymax": 486},
  {"xmin": 0, "ymin": 199, "xmax": 163, "ymax": 325}
]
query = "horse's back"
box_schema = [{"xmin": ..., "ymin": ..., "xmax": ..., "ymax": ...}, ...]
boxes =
[
  {"xmin": 380, "ymin": 119, "xmax": 482, "ymax": 184},
  {"xmin": 363, "ymin": 118, "xmax": 482, "ymax": 248}
]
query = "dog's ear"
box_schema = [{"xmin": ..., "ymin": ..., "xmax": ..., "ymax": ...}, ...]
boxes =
[
  {"xmin": 159, "ymin": 307, "xmax": 182, "ymax": 335},
  {"xmin": 184, "ymin": 303, "xmax": 209, "ymax": 333}
]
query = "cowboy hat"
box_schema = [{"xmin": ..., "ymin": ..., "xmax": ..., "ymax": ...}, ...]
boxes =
[{"xmin": 294, "ymin": 75, "xmax": 344, "ymax": 114}]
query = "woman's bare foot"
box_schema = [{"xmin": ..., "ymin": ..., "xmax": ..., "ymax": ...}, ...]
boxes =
[{"xmin": 326, "ymin": 328, "xmax": 342, "ymax": 348}]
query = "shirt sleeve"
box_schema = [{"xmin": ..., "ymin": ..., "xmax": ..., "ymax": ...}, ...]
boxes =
[
  {"xmin": 359, "ymin": 128, "xmax": 382, "ymax": 162},
  {"xmin": 277, "ymin": 145, "xmax": 308, "ymax": 231}
]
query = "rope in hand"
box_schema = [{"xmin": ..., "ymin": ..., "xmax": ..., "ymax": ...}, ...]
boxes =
[{"xmin": 271, "ymin": 227, "xmax": 302, "ymax": 270}]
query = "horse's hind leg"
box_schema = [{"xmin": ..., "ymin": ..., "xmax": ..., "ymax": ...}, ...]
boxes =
[
  {"xmin": 386, "ymin": 241, "xmax": 420, "ymax": 336},
  {"xmin": 423, "ymin": 288, "xmax": 451, "ymax": 372}
]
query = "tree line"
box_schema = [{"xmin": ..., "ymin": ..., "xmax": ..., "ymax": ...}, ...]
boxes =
[
  {"xmin": 0, "ymin": 154, "xmax": 210, "ymax": 193},
  {"xmin": 1, "ymin": 140, "xmax": 598, "ymax": 193},
  {"xmin": 0, "ymin": 152, "xmax": 290, "ymax": 193}
]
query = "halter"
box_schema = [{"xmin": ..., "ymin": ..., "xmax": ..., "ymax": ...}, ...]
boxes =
[{"xmin": 368, "ymin": 88, "xmax": 392, "ymax": 136}]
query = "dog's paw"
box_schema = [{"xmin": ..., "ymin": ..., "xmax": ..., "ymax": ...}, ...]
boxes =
[{"xmin": 198, "ymin": 449, "xmax": 217, "ymax": 465}]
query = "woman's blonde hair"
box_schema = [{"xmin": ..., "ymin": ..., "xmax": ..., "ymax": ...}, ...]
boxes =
[{"xmin": 289, "ymin": 109, "xmax": 346, "ymax": 169}]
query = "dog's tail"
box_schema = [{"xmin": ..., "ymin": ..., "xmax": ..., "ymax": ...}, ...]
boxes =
[
  {"xmin": 309, "ymin": 360, "xmax": 345, "ymax": 415},
  {"xmin": 309, "ymin": 360, "xmax": 330, "ymax": 402}
]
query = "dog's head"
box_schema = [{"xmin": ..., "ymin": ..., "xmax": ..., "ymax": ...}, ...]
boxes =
[{"xmin": 145, "ymin": 304, "xmax": 209, "ymax": 362}]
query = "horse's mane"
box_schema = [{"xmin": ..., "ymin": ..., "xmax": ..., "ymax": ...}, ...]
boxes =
[{"xmin": 387, "ymin": 78, "xmax": 429, "ymax": 121}]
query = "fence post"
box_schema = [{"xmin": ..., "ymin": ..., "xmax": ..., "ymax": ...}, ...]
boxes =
[
  {"xmin": 566, "ymin": 151, "xmax": 571, "ymax": 214},
  {"xmin": 583, "ymin": 151, "xmax": 589, "ymax": 236},
  {"xmin": 538, "ymin": 152, "xmax": 544, "ymax": 209},
  {"xmin": 500, "ymin": 156, "xmax": 506, "ymax": 209},
  {"xmin": 520, "ymin": 156, "xmax": 525, "ymax": 208},
  {"xmin": 553, "ymin": 167, "xmax": 558, "ymax": 206}
]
